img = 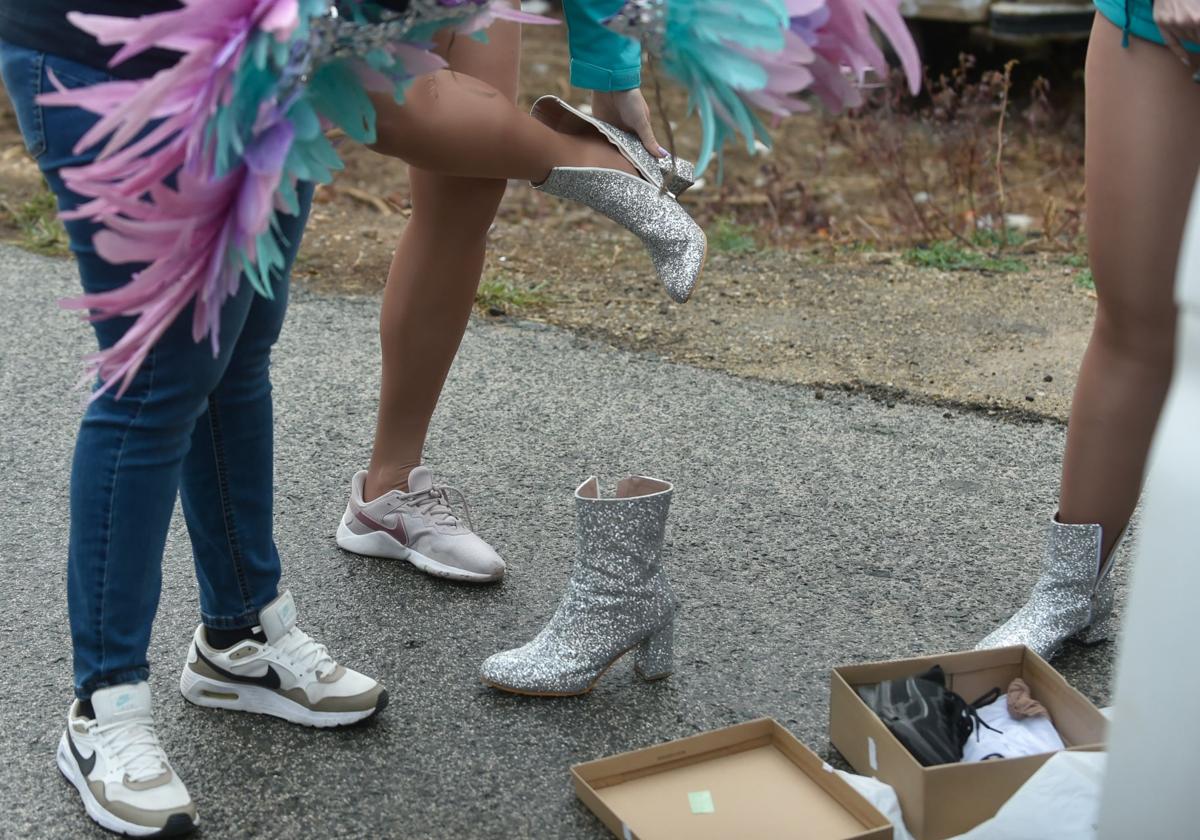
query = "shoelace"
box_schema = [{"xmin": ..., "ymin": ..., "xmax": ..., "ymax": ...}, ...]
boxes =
[
  {"xmin": 963, "ymin": 688, "xmax": 1005, "ymax": 743},
  {"xmin": 90, "ymin": 717, "xmax": 168, "ymax": 783},
  {"xmin": 408, "ymin": 485, "xmax": 473, "ymax": 531},
  {"xmin": 275, "ymin": 627, "xmax": 337, "ymax": 679}
]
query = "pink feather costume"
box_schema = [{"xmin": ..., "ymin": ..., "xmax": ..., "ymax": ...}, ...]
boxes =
[
  {"xmin": 38, "ymin": 0, "xmax": 548, "ymax": 397},
  {"xmin": 40, "ymin": 0, "xmax": 918, "ymax": 396}
]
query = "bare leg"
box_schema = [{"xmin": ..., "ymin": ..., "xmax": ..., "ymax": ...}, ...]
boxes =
[
  {"xmin": 1059, "ymin": 17, "xmax": 1200, "ymax": 558},
  {"xmin": 367, "ymin": 70, "xmax": 635, "ymax": 182},
  {"xmin": 365, "ymin": 20, "xmax": 522, "ymax": 498}
]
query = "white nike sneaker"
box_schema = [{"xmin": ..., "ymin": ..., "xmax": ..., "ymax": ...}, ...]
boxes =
[
  {"xmin": 179, "ymin": 591, "xmax": 387, "ymax": 728},
  {"xmin": 335, "ymin": 466, "xmax": 505, "ymax": 582},
  {"xmin": 57, "ymin": 682, "xmax": 197, "ymax": 837}
]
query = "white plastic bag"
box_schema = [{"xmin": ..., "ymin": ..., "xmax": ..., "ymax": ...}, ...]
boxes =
[
  {"xmin": 954, "ymin": 751, "xmax": 1106, "ymax": 840},
  {"xmin": 835, "ymin": 770, "xmax": 915, "ymax": 840}
]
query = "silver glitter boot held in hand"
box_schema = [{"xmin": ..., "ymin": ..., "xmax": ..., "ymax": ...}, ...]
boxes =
[
  {"xmin": 530, "ymin": 96, "xmax": 706, "ymax": 304},
  {"xmin": 976, "ymin": 517, "xmax": 1127, "ymax": 660},
  {"xmin": 480, "ymin": 476, "xmax": 678, "ymax": 696}
]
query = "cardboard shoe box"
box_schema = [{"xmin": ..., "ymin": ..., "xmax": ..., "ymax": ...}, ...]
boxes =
[
  {"xmin": 573, "ymin": 718, "xmax": 893, "ymax": 840},
  {"xmin": 830, "ymin": 645, "xmax": 1107, "ymax": 840}
]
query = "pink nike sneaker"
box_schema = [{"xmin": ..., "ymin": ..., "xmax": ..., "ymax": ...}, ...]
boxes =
[{"xmin": 335, "ymin": 466, "xmax": 505, "ymax": 583}]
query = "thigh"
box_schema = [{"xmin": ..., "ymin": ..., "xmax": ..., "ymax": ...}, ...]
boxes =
[
  {"xmin": 1086, "ymin": 17, "xmax": 1200, "ymax": 332},
  {"xmin": 0, "ymin": 42, "xmax": 48, "ymax": 160},
  {"xmin": 404, "ymin": 9, "xmax": 523, "ymax": 204},
  {"xmin": 11, "ymin": 45, "xmax": 276, "ymax": 410},
  {"xmin": 433, "ymin": 8, "xmax": 521, "ymax": 103},
  {"xmin": 213, "ymin": 181, "xmax": 314, "ymax": 392},
  {"xmin": 2, "ymin": 43, "xmax": 124, "ymax": 289}
]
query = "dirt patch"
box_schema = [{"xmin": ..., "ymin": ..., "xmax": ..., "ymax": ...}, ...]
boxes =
[
  {"xmin": 295, "ymin": 193, "xmax": 1094, "ymax": 420},
  {"xmin": 0, "ymin": 28, "xmax": 1095, "ymax": 421}
]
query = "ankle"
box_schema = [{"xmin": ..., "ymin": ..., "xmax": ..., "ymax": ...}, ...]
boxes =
[
  {"xmin": 562, "ymin": 133, "xmax": 637, "ymax": 177},
  {"xmin": 589, "ymin": 137, "xmax": 638, "ymax": 176},
  {"xmin": 364, "ymin": 465, "xmax": 417, "ymax": 500},
  {"xmin": 204, "ymin": 624, "xmax": 267, "ymax": 650}
]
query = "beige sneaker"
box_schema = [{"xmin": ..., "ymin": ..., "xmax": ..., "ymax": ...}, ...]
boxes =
[
  {"xmin": 57, "ymin": 682, "xmax": 197, "ymax": 837},
  {"xmin": 335, "ymin": 466, "xmax": 505, "ymax": 582},
  {"xmin": 179, "ymin": 591, "xmax": 387, "ymax": 728}
]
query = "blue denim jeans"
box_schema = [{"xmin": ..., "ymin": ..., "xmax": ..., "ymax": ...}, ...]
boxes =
[{"xmin": 0, "ymin": 42, "xmax": 313, "ymax": 699}]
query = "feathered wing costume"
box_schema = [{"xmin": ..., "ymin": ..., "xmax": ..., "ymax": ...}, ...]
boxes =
[
  {"xmin": 39, "ymin": 0, "xmax": 551, "ymax": 396},
  {"xmin": 605, "ymin": 0, "xmax": 921, "ymax": 172},
  {"xmin": 41, "ymin": 0, "xmax": 918, "ymax": 396}
]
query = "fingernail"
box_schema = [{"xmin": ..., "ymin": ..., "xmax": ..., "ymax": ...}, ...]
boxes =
[{"xmin": 658, "ymin": 145, "xmax": 670, "ymax": 157}]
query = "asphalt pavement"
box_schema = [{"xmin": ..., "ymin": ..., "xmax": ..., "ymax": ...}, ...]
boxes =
[{"xmin": 0, "ymin": 245, "xmax": 1122, "ymax": 839}]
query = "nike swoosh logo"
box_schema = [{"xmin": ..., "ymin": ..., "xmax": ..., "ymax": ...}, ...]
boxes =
[
  {"xmin": 196, "ymin": 647, "xmax": 282, "ymax": 689},
  {"xmin": 67, "ymin": 731, "xmax": 96, "ymax": 777},
  {"xmin": 354, "ymin": 508, "xmax": 409, "ymax": 545}
]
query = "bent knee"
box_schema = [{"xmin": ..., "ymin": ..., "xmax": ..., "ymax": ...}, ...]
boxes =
[{"xmin": 409, "ymin": 172, "xmax": 508, "ymax": 231}]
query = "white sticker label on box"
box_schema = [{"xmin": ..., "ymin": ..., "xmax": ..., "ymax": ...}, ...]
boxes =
[{"xmin": 868, "ymin": 736, "xmax": 878, "ymax": 771}]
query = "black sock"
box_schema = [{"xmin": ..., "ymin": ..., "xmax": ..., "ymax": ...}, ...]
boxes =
[
  {"xmin": 78, "ymin": 699, "xmax": 95, "ymax": 719},
  {"xmin": 204, "ymin": 624, "xmax": 267, "ymax": 650}
]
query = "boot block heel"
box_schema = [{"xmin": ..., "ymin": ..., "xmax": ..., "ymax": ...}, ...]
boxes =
[
  {"xmin": 1075, "ymin": 612, "xmax": 1114, "ymax": 646},
  {"xmin": 634, "ymin": 622, "xmax": 674, "ymax": 681},
  {"xmin": 660, "ymin": 156, "xmax": 696, "ymax": 196}
]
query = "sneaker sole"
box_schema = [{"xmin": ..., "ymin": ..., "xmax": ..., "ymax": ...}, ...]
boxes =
[
  {"xmin": 179, "ymin": 666, "xmax": 387, "ymax": 728},
  {"xmin": 56, "ymin": 734, "xmax": 197, "ymax": 838},
  {"xmin": 335, "ymin": 521, "xmax": 504, "ymax": 583}
]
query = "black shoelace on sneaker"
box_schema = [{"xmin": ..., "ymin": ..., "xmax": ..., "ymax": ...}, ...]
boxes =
[{"xmin": 962, "ymin": 687, "xmax": 1004, "ymax": 744}]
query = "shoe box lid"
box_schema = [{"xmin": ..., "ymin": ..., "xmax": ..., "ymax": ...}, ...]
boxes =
[
  {"xmin": 572, "ymin": 717, "xmax": 892, "ymax": 840},
  {"xmin": 830, "ymin": 645, "xmax": 1107, "ymax": 840}
]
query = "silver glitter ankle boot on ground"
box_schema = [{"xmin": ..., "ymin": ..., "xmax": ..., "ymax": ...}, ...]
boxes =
[
  {"xmin": 480, "ymin": 476, "xmax": 677, "ymax": 696},
  {"xmin": 977, "ymin": 517, "xmax": 1127, "ymax": 660},
  {"xmin": 530, "ymin": 96, "xmax": 706, "ymax": 304}
]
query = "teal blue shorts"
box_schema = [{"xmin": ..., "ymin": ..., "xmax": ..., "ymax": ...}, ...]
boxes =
[{"xmin": 1094, "ymin": 0, "xmax": 1200, "ymax": 52}]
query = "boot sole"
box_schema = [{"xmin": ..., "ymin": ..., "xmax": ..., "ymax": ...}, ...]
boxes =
[
  {"xmin": 481, "ymin": 641, "xmax": 672, "ymax": 697},
  {"xmin": 692, "ymin": 240, "xmax": 709, "ymax": 302},
  {"xmin": 661, "ymin": 235, "xmax": 707, "ymax": 305},
  {"xmin": 665, "ymin": 209, "xmax": 707, "ymax": 305},
  {"xmin": 1071, "ymin": 630, "xmax": 1111, "ymax": 647}
]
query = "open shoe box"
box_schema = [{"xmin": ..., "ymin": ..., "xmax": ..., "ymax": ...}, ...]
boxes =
[
  {"xmin": 573, "ymin": 718, "xmax": 893, "ymax": 839},
  {"xmin": 830, "ymin": 645, "xmax": 1107, "ymax": 840}
]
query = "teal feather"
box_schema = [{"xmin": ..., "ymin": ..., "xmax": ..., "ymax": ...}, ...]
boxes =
[
  {"xmin": 244, "ymin": 222, "xmax": 287, "ymax": 298},
  {"xmin": 652, "ymin": 0, "xmax": 789, "ymax": 172},
  {"xmin": 212, "ymin": 49, "xmax": 278, "ymax": 175},
  {"xmin": 282, "ymin": 96, "xmax": 344, "ymax": 187},
  {"xmin": 307, "ymin": 61, "xmax": 378, "ymax": 144}
]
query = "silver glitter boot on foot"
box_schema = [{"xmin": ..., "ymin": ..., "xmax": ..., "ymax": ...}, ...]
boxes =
[
  {"xmin": 977, "ymin": 517, "xmax": 1127, "ymax": 660},
  {"xmin": 480, "ymin": 476, "xmax": 677, "ymax": 696},
  {"xmin": 530, "ymin": 96, "xmax": 706, "ymax": 304}
]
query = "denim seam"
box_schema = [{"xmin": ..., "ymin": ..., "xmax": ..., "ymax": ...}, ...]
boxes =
[
  {"xmin": 42, "ymin": 64, "xmax": 113, "ymax": 89},
  {"xmin": 29, "ymin": 51, "xmax": 46, "ymax": 160},
  {"xmin": 95, "ymin": 347, "xmax": 156, "ymax": 685},
  {"xmin": 81, "ymin": 666, "xmax": 150, "ymax": 700},
  {"xmin": 205, "ymin": 392, "xmax": 255, "ymax": 616},
  {"xmin": 200, "ymin": 605, "xmax": 264, "ymax": 630}
]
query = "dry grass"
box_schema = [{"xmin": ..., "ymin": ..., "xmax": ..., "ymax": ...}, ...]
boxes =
[{"xmin": 0, "ymin": 29, "xmax": 1095, "ymax": 417}]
